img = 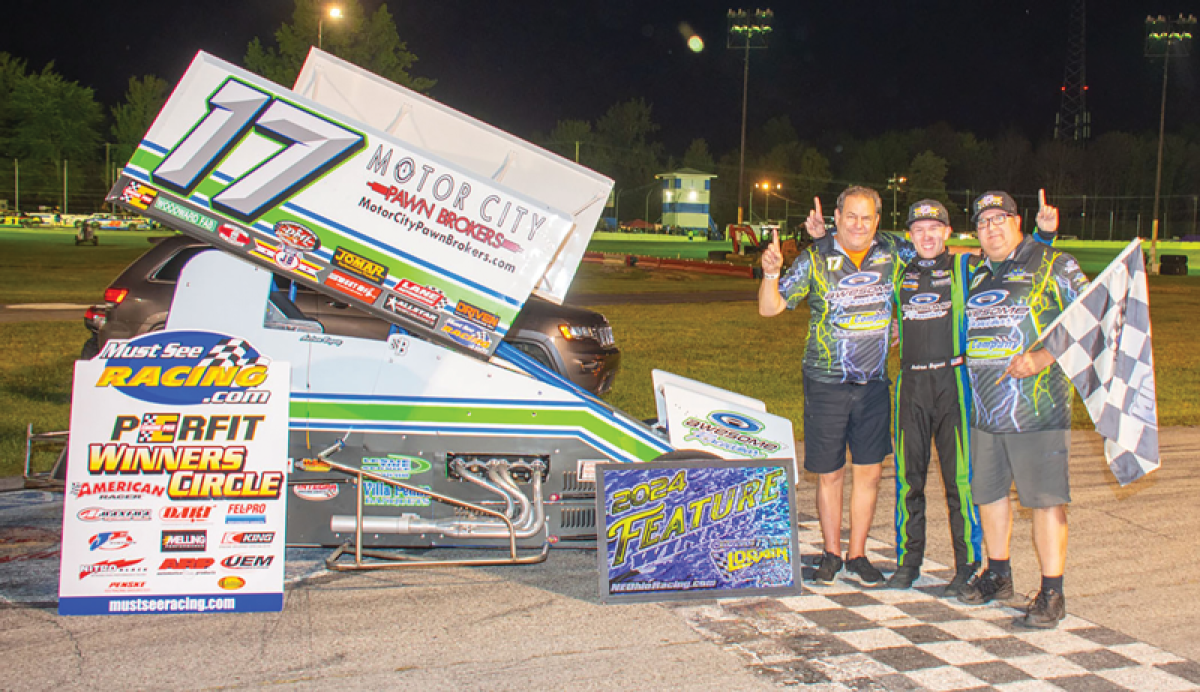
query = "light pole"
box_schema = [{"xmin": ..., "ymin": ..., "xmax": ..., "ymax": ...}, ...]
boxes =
[
  {"xmin": 1145, "ymin": 14, "xmax": 1196, "ymax": 274},
  {"xmin": 758, "ymin": 181, "xmax": 780, "ymax": 221},
  {"xmin": 727, "ymin": 9, "xmax": 773, "ymax": 225},
  {"xmin": 887, "ymin": 174, "xmax": 907, "ymax": 231},
  {"xmin": 318, "ymin": 5, "xmax": 343, "ymax": 49}
]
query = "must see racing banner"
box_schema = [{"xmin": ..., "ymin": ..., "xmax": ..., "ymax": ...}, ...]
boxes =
[
  {"xmin": 107, "ymin": 51, "xmax": 575, "ymax": 360},
  {"xmin": 595, "ymin": 458, "xmax": 801, "ymax": 604},
  {"xmin": 59, "ymin": 330, "xmax": 289, "ymax": 615}
]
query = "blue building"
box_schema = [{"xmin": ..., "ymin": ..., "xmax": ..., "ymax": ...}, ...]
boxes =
[{"xmin": 656, "ymin": 168, "xmax": 717, "ymax": 234}]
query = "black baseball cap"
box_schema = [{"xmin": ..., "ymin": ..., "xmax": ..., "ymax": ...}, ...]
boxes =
[
  {"xmin": 907, "ymin": 199, "xmax": 950, "ymax": 227},
  {"xmin": 972, "ymin": 191, "xmax": 1019, "ymax": 222}
]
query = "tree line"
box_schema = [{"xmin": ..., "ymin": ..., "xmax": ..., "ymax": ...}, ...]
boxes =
[{"xmin": 2, "ymin": 0, "xmax": 1197, "ymax": 240}]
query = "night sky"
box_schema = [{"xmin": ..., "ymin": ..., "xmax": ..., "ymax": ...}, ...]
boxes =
[{"xmin": 8, "ymin": 1, "xmax": 1200, "ymax": 156}]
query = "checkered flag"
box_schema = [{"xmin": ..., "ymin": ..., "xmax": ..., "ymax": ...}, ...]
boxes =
[
  {"xmin": 196, "ymin": 338, "xmax": 271, "ymax": 368},
  {"xmin": 1040, "ymin": 239, "xmax": 1159, "ymax": 485}
]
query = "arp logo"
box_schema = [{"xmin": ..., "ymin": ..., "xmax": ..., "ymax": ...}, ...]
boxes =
[
  {"xmin": 159, "ymin": 557, "xmax": 215, "ymax": 570},
  {"xmin": 161, "ymin": 505, "xmax": 213, "ymax": 523},
  {"xmin": 221, "ymin": 555, "xmax": 275, "ymax": 570}
]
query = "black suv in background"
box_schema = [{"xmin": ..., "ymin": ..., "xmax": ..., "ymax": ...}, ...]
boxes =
[{"xmin": 82, "ymin": 236, "xmax": 620, "ymax": 395}]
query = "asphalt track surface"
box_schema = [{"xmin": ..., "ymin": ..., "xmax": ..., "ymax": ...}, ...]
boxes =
[{"xmin": 3, "ymin": 302, "xmax": 1200, "ymax": 689}]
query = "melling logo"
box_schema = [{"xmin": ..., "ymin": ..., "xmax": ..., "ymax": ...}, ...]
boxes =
[
  {"xmin": 293, "ymin": 483, "xmax": 339, "ymax": 501},
  {"xmin": 77, "ymin": 507, "xmax": 152, "ymax": 522},
  {"xmin": 160, "ymin": 505, "xmax": 213, "ymax": 523},
  {"xmin": 161, "ymin": 530, "xmax": 207, "ymax": 552}
]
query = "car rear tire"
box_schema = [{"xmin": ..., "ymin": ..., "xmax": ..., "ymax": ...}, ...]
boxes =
[{"xmin": 80, "ymin": 335, "xmax": 100, "ymax": 360}]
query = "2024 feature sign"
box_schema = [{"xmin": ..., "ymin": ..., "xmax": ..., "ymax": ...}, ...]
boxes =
[
  {"xmin": 595, "ymin": 458, "xmax": 801, "ymax": 604},
  {"xmin": 59, "ymin": 330, "xmax": 290, "ymax": 615}
]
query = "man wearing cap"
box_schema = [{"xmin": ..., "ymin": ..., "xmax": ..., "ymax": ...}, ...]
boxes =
[
  {"xmin": 886, "ymin": 198, "xmax": 1058, "ymax": 595},
  {"xmin": 959, "ymin": 190, "xmax": 1088, "ymax": 629},
  {"xmin": 760, "ymin": 185, "xmax": 911, "ymax": 587}
]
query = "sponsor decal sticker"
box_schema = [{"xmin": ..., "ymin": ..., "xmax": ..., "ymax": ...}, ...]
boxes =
[
  {"xmin": 218, "ymin": 576, "xmax": 246, "ymax": 590},
  {"xmin": 681, "ymin": 412, "xmax": 782, "ymax": 458},
  {"xmin": 383, "ymin": 293, "xmax": 438, "ymax": 328},
  {"xmin": 838, "ymin": 272, "xmax": 880, "ymax": 288},
  {"xmin": 967, "ymin": 289, "xmax": 1009, "ymax": 308},
  {"xmin": 161, "ymin": 530, "xmax": 207, "ymax": 552},
  {"xmin": 72, "ymin": 480, "xmax": 166, "ymax": 500},
  {"xmin": 158, "ymin": 557, "xmax": 216, "ymax": 574},
  {"xmin": 221, "ymin": 531, "xmax": 275, "ymax": 546},
  {"xmin": 453, "ymin": 300, "xmax": 500, "ymax": 330},
  {"xmin": 119, "ymin": 181, "xmax": 159, "ymax": 210},
  {"xmin": 80, "ymin": 558, "xmax": 146, "ymax": 580},
  {"xmin": 332, "ymin": 246, "xmax": 388, "ymax": 284},
  {"xmin": 217, "ymin": 223, "xmax": 253, "ymax": 247},
  {"xmin": 251, "ymin": 237, "xmax": 321, "ymax": 278},
  {"xmin": 220, "ymin": 554, "xmax": 275, "ymax": 570},
  {"xmin": 362, "ymin": 456, "xmax": 432, "ymax": 507},
  {"xmin": 297, "ymin": 458, "xmax": 331, "ymax": 473},
  {"xmin": 77, "ymin": 507, "xmax": 152, "ymax": 522},
  {"xmin": 88, "ymin": 531, "xmax": 136, "ymax": 551},
  {"xmin": 440, "ymin": 317, "xmax": 492, "ymax": 353},
  {"xmin": 152, "ymin": 196, "xmax": 217, "ymax": 232},
  {"xmin": 293, "ymin": 483, "xmax": 339, "ymax": 501},
  {"xmin": 105, "ymin": 580, "xmax": 149, "ymax": 593},
  {"xmin": 160, "ymin": 505, "xmax": 213, "ymax": 523},
  {"xmin": 93, "ymin": 331, "xmax": 272, "ymax": 407},
  {"xmin": 394, "ymin": 278, "xmax": 446, "ymax": 309},
  {"xmin": 324, "ymin": 270, "xmax": 382, "ymax": 302}
]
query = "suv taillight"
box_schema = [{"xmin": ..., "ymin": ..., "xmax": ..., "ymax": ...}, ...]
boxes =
[{"xmin": 103, "ymin": 288, "xmax": 129, "ymax": 304}]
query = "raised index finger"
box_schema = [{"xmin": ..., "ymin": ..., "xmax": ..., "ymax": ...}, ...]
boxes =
[
  {"xmin": 1038, "ymin": 188, "xmax": 1046, "ymax": 208},
  {"xmin": 813, "ymin": 197, "xmax": 823, "ymax": 219}
]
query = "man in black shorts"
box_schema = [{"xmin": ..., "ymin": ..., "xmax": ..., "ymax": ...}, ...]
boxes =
[
  {"xmin": 760, "ymin": 186, "xmax": 913, "ymax": 586},
  {"xmin": 959, "ymin": 191, "xmax": 1089, "ymax": 628}
]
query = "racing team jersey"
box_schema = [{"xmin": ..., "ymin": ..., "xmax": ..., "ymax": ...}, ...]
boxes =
[
  {"xmin": 895, "ymin": 251, "xmax": 970, "ymax": 368},
  {"xmin": 965, "ymin": 236, "xmax": 1090, "ymax": 433},
  {"xmin": 779, "ymin": 233, "xmax": 914, "ymax": 384}
]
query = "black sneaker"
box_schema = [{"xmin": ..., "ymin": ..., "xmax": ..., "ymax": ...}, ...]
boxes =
[
  {"xmin": 845, "ymin": 556, "xmax": 885, "ymax": 586},
  {"xmin": 1018, "ymin": 588, "xmax": 1066, "ymax": 628},
  {"xmin": 957, "ymin": 569, "xmax": 1014, "ymax": 605},
  {"xmin": 812, "ymin": 552, "xmax": 843, "ymax": 585},
  {"xmin": 943, "ymin": 562, "xmax": 980, "ymax": 598},
  {"xmin": 886, "ymin": 564, "xmax": 920, "ymax": 589}
]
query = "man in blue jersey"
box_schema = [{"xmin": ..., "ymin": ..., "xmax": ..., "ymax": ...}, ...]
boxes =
[
  {"xmin": 760, "ymin": 186, "xmax": 913, "ymax": 586},
  {"xmin": 958, "ymin": 191, "xmax": 1089, "ymax": 629}
]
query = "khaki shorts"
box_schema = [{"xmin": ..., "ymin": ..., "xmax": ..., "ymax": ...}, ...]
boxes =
[{"xmin": 969, "ymin": 429, "xmax": 1071, "ymax": 508}]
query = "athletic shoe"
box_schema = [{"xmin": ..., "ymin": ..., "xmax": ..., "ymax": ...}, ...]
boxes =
[
  {"xmin": 957, "ymin": 569, "xmax": 1014, "ymax": 605},
  {"xmin": 811, "ymin": 552, "xmax": 843, "ymax": 585},
  {"xmin": 845, "ymin": 556, "xmax": 885, "ymax": 586},
  {"xmin": 942, "ymin": 562, "xmax": 980, "ymax": 598},
  {"xmin": 886, "ymin": 564, "xmax": 920, "ymax": 589},
  {"xmin": 1018, "ymin": 588, "xmax": 1066, "ymax": 628}
]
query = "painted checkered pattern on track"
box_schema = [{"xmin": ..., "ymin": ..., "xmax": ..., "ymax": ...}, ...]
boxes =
[{"xmin": 668, "ymin": 513, "xmax": 1200, "ymax": 690}]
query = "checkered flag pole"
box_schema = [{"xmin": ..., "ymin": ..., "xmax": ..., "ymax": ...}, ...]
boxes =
[
  {"xmin": 1039, "ymin": 239, "xmax": 1159, "ymax": 485},
  {"xmin": 196, "ymin": 338, "xmax": 271, "ymax": 368}
]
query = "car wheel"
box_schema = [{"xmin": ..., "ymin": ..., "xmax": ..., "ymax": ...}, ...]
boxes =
[{"xmin": 80, "ymin": 335, "xmax": 100, "ymax": 360}]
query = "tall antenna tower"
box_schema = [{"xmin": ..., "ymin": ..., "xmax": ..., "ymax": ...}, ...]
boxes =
[{"xmin": 1055, "ymin": 0, "xmax": 1091, "ymax": 141}]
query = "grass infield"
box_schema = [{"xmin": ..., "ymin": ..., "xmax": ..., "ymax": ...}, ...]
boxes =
[{"xmin": 2, "ymin": 230, "xmax": 1196, "ymax": 476}]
